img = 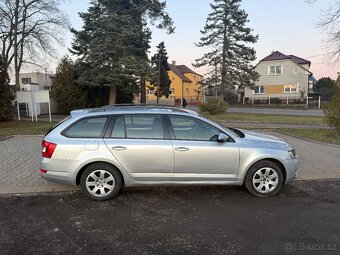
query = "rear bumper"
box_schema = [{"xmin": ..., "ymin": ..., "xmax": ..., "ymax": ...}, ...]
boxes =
[
  {"xmin": 40, "ymin": 158, "xmax": 77, "ymax": 186},
  {"xmin": 41, "ymin": 171, "xmax": 76, "ymax": 185}
]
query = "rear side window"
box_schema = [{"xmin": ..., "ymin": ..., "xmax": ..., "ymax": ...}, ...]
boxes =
[
  {"xmin": 111, "ymin": 115, "xmax": 164, "ymax": 139},
  {"xmin": 63, "ymin": 117, "xmax": 109, "ymax": 138}
]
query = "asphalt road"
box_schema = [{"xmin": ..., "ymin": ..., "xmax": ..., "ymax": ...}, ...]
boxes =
[{"xmin": 1, "ymin": 180, "xmax": 339, "ymax": 254}]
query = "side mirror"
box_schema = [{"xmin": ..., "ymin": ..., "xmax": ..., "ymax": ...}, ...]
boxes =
[{"xmin": 217, "ymin": 133, "xmax": 229, "ymax": 143}]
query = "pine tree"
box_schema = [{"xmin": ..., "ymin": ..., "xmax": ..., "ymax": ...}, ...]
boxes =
[
  {"xmin": 52, "ymin": 56, "xmax": 86, "ymax": 115},
  {"xmin": 70, "ymin": 0, "xmax": 174, "ymax": 105},
  {"xmin": 0, "ymin": 54, "xmax": 12, "ymax": 121},
  {"xmin": 150, "ymin": 42, "xmax": 171, "ymax": 102},
  {"xmin": 194, "ymin": 0, "xmax": 258, "ymax": 101},
  {"xmin": 315, "ymin": 77, "xmax": 334, "ymax": 101}
]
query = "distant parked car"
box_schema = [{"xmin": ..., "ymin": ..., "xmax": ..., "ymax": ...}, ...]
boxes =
[{"xmin": 40, "ymin": 106, "xmax": 298, "ymax": 201}]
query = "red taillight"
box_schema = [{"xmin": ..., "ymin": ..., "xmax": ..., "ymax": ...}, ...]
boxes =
[
  {"xmin": 40, "ymin": 169, "xmax": 48, "ymax": 173},
  {"xmin": 42, "ymin": 140, "xmax": 57, "ymax": 158}
]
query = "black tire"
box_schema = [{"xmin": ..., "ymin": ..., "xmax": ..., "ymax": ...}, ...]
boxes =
[
  {"xmin": 80, "ymin": 162, "xmax": 122, "ymax": 201},
  {"xmin": 244, "ymin": 160, "xmax": 284, "ymax": 197}
]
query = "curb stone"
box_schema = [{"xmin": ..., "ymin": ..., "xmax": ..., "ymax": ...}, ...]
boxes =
[
  {"xmin": 0, "ymin": 136, "xmax": 13, "ymax": 142},
  {"xmin": 274, "ymin": 131, "xmax": 340, "ymax": 148}
]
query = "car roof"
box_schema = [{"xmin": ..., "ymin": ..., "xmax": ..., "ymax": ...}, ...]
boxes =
[{"xmin": 70, "ymin": 105, "xmax": 200, "ymax": 117}]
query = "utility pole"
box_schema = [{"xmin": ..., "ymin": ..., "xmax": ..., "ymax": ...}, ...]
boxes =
[
  {"xmin": 157, "ymin": 51, "xmax": 161, "ymax": 105},
  {"xmin": 45, "ymin": 68, "xmax": 48, "ymax": 91},
  {"xmin": 214, "ymin": 58, "xmax": 218, "ymax": 98}
]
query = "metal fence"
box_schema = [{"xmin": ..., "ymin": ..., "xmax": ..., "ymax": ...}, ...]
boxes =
[{"xmin": 243, "ymin": 96, "xmax": 323, "ymax": 109}]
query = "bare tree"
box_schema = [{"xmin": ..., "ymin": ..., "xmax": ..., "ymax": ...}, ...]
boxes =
[
  {"xmin": 0, "ymin": 0, "xmax": 68, "ymax": 90},
  {"xmin": 307, "ymin": 0, "xmax": 340, "ymax": 62},
  {"xmin": 319, "ymin": 1, "xmax": 340, "ymax": 62}
]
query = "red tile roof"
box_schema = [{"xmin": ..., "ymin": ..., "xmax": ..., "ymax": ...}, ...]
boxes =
[
  {"xmin": 286, "ymin": 55, "xmax": 311, "ymax": 66},
  {"xmin": 169, "ymin": 64, "xmax": 192, "ymax": 82},
  {"xmin": 260, "ymin": 51, "xmax": 311, "ymax": 67},
  {"xmin": 175, "ymin": 65, "xmax": 203, "ymax": 76}
]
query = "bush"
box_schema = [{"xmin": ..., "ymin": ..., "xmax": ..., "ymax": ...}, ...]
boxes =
[
  {"xmin": 199, "ymin": 99, "xmax": 228, "ymax": 115},
  {"xmin": 271, "ymin": 97, "xmax": 281, "ymax": 104},
  {"xmin": 323, "ymin": 78, "xmax": 340, "ymax": 134}
]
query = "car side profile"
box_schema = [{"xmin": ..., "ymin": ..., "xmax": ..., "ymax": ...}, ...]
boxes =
[{"xmin": 40, "ymin": 106, "xmax": 298, "ymax": 201}]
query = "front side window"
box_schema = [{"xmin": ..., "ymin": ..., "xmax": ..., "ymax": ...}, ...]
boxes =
[
  {"xmin": 112, "ymin": 115, "xmax": 164, "ymax": 139},
  {"xmin": 269, "ymin": 66, "xmax": 282, "ymax": 75},
  {"xmin": 253, "ymin": 85, "xmax": 265, "ymax": 94},
  {"xmin": 64, "ymin": 117, "xmax": 109, "ymax": 138},
  {"xmin": 169, "ymin": 115, "xmax": 220, "ymax": 141}
]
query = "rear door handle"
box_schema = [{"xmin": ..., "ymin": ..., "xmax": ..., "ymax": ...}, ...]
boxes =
[
  {"xmin": 112, "ymin": 146, "xmax": 127, "ymax": 151},
  {"xmin": 175, "ymin": 147, "xmax": 189, "ymax": 151}
]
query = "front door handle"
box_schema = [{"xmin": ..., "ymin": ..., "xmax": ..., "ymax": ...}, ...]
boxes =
[
  {"xmin": 175, "ymin": 147, "xmax": 189, "ymax": 152},
  {"xmin": 112, "ymin": 146, "xmax": 127, "ymax": 151}
]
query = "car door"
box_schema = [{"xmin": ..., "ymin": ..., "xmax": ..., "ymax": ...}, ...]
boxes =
[
  {"xmin": 167, "ymin": 115, "xmax": 240, "ymax": 182},
  {"xmin": 104, "ymin": 114, "xmax": 174, "ymax": 182}
]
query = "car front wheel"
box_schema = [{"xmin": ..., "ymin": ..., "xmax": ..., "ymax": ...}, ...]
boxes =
[
  {"xmin": 80, "ymin": 163, "xmax": 122, "ymax": 201},
  {"xmin": 244, "ymin": 160, "xmax": 284, "ymax": 197}
]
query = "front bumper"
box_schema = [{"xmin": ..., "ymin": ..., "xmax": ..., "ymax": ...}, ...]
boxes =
[{"xmin": 283, "ymin": 158, "xmax": 299, "ymax": 183}]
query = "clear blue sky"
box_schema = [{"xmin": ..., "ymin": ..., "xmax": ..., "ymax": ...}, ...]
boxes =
[{"xmin": 58, "ymin": 0, "xmax": 339, "ymax": 79}]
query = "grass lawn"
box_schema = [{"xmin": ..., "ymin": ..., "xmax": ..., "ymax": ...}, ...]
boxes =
[
  {"xmin": 277, "ymin": 128, "xmax": 340, "ymax": 146},
  {"xmin": 203, "ymin": 112, "xmax": 325, "ymax": 125},
  {"xmin": 0, "ymin": 120, "xmax": 58, "ymax": 137}
]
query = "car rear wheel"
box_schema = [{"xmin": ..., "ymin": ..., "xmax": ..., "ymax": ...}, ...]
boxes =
[
  {"xmin": 244, "ymin": 160, "xmax": 283, "ymax": 197},
  {"xmin": 80, "ymin": 163, "xmax": 122, "ymax": 201}
]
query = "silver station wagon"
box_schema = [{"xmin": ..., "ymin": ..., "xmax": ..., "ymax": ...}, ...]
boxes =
[{"xmin": 40, "ymin": 106, "xmax": 298, "ymax": 200}]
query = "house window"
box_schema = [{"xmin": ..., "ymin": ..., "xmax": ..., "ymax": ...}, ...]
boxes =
[
  {"xmin": 269, "ymin": 66, "xmax": 282, "ymax": 75},
  {"xmin": 284, "ymin": 85, "xmax": 297, "ymax": 94},
  {"xmin": 170, "ymin": 88, "xmax": 175, "ymax": 95},
  {"xmin": 148, "ymin": 89, "xmax": 154, "ymax": 95},
  {"xmin": 22, "ymin": 78, "xmax": 31, "ymax": 84},
  {"xmin": 253, "ymin": 85, "xmax": 265, "ymax": 94},
  {"xmin": 185, "ymin": 88, "xmax": 189, "ymax": 96},
  {"xmin": 193, "ymin": 76, "xmax": 196, "ymax": 82}
]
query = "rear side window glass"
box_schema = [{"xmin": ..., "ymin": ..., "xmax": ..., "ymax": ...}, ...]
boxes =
[
  {"xmin": 64, "ymin": 117, "xmax": 109, "ymax": 138},
  {"xmin": 111, "ymin": 116, "xmax": 126, "ymax": 138},
  {"xmin": 111, "ymin": 115, "xmax": 163, "ymax": 139}
]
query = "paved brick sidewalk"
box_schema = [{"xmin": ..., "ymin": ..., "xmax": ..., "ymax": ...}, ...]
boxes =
[
  {"xmin": 266, "ymin": 132, "xmax": 340, "ymax": 180},
  {"xmin": 0, "ymin": 136, "xmax": 78, "ymax": 194},
  {"xmin": 0, "ymin": 133, "xmax": 339, "ymax": 195}
]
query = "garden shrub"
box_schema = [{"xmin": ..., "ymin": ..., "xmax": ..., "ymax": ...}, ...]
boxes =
[{"xmin": 199, "ymin": 99, "xmax": 228, "ymax": 115}]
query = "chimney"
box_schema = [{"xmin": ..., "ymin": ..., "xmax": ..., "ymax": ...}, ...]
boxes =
[{"xmin": 172, "ymin": 60, "xmax": 176, "ymax": 66}]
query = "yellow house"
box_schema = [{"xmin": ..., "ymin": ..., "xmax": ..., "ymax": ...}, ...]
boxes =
[{"xmin": 146, "ymin": 61, "xmax": 203, "ymax": 104}]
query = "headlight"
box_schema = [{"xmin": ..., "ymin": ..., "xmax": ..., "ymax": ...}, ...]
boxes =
[{"xmin": 288, "ymin": 149, "xmax": 297, "ymax": 159}]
